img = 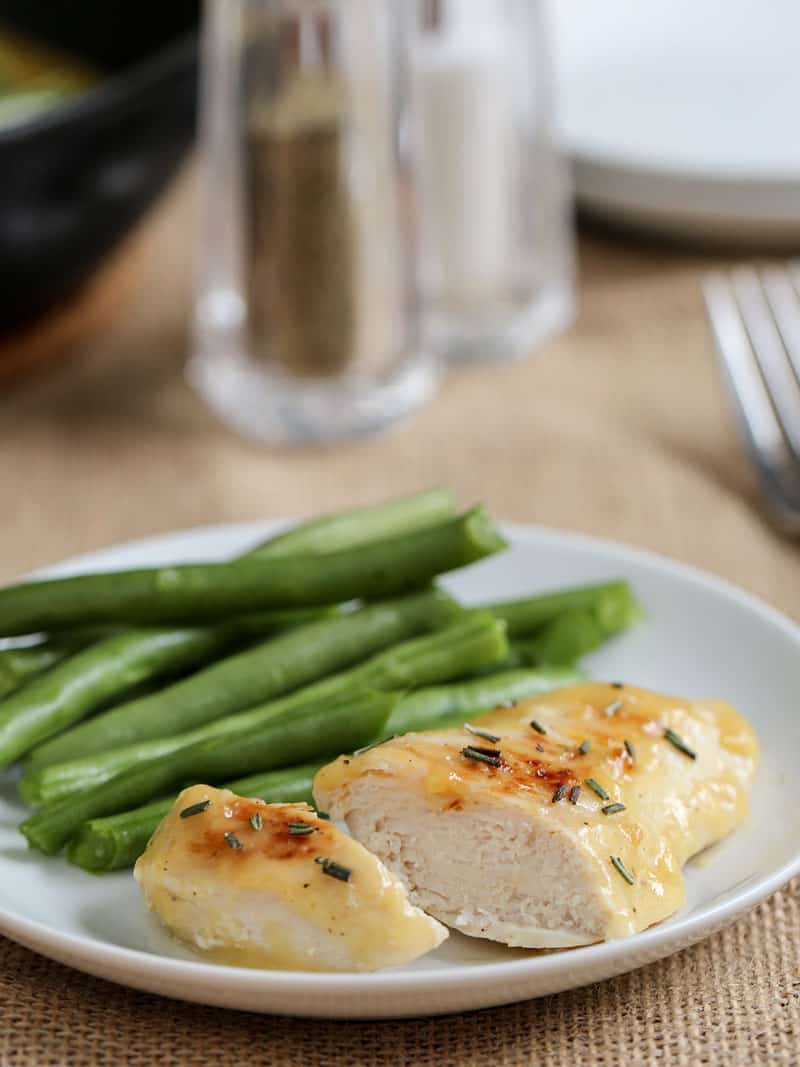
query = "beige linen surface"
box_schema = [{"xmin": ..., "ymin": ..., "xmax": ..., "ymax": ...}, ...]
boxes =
[{"xmin": 1, "ymin": 175, "xmax": 798, "ymax": 1064}]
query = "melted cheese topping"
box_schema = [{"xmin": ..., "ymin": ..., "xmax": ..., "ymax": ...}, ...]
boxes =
[
  {"xmin": 314, "ymin": 682, "xmax": 759, "ymax": 940},
  {"xmin": 134, "ymin": 785, "xmax": 447, "ymax": 971}
]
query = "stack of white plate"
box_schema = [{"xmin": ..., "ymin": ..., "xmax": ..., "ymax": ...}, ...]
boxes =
[{"xmin": 548, "ymin": 0, "xmax": 800, "ymax": 245}]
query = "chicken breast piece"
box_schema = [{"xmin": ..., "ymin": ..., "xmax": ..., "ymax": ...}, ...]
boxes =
[
  {"xmin": 313, "ymin": 682, "xmax": 758, "ymax": 948},
  {"xmin": 134, "ymin": 784, "xmax": 447, "ymax": 971}
]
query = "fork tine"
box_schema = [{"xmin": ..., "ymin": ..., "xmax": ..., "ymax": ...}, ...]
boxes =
[
  {"xmin": 702, "ymin": 272, "xmax": 787, "ymax": 464},
  {"xmin": 730, "ymin": 267, "xmax": 800, "ymax": 460},
  {"xmin": 760, "ymin": 265, "xmax": 800, "ymax": 391}
]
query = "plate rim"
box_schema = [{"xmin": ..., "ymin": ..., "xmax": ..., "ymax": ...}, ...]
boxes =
[{"xmin": 1, "ymin": 519, "xmax": 798, "ymax": 1006}]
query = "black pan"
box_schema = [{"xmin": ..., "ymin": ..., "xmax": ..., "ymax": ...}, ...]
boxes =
[{"xmin": 0, "ymin": 1, "xmax": 199, "ymax": 328}]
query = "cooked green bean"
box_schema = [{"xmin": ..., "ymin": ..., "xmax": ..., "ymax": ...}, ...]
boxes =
[
  {"xmin": 22, "ymin": 612, "xmax": 506, "ymax": 805},
  {"xmin": 252, "ymin": 488, "xmax": 455, "ymax": 558},
  {"xmin": 486, "ymin": 580, "xmax": 639, "ymax": 638},
  {"xmin": 65, "ymin": 762, "xmax": 324, "ymax": 872},
  {"xmin": 382, "ymin": 666, "xmax": 583, "ymax": 736},
  {"xmin": 0, "ymin": 641, "xmax": 78, "ymax": 700},
  {"xmin": 21, "ymin": 690, "xmax": 396, "ymax": 855},
  {"xmin": 512, "ymin": 608, "xmax": 611, "ymax": 667},
  {"xmin": 0, "ymin": 508, "xmax": 504, "ymax": 636},
  {"xmin": 3, "ymin": 500, "xmax": 398, "ymax": 766},
  {"xmin": 0, "ymin": 627, "xmax": 249, "ymax": 771},
  {"xmin": 26, "ymin": 589, "xmax": 458, "ymax": 773}
]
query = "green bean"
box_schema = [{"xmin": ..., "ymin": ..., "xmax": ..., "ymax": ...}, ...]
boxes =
[
  {"xmin": 21, "ymin": 690, "xmax": 396, "ymax": 855},
  {"xmin": 21, "ymin": 612, "xmax": 506, "ymax": 805},
  {"xmin": 0, "ymin": 627, "xmax": 253, "ymax": 771},
  {"xmin": 65, "ymin": 762, "xmax": 324, "ymax": 873},
  {"xmin": 486, "ymin": 580, "xmax": 639, "ymax": 639},
  {"xmin": 0, "ymin": 514, "xmax": 363, "ymax": 768},
  {"xmin": 382, "ymin": 666, "xmax": 583, "ymax": 736},
  {"xmin": 251, "ymin": 488, "xmax": 455, "ymax": 558},
  {"xmin": 26, "ymin": 589, "xmax": 458, "ymax": 773},
  {"xmin": 512, "ymin": 608, "xmax": 612, "ymax": 667},
  {"xmin": 0, "ymin": 641, "xmax": 79, "ymax": 700},
  {"xmin": 0, "ymin": 508, "xmax": 504, "ymax": 636}
]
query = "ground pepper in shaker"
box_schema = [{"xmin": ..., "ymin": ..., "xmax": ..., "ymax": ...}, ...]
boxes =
[
  {"xmin": 247, "ymin": 15, "xmax": 356, "ymax": 377},
  {"xmin": 190, "ymin": 0, "xmax": 437, "ymax": 445}
]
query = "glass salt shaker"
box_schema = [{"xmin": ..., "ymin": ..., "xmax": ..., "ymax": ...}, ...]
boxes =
[
  {"xmin": 190, "ymin": 0, "xmax": 437, "ymax": 445},
  {"xmin": 404, "ymin": 0, "xmax": 575, "ymax": 363}
]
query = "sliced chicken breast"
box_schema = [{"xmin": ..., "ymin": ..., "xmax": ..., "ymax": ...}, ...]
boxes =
[
  {"xmin": 313, "ymin": 682, "xmax": 758, "ymax": 948},
  {"xmin": 134, "ymin": 784, "xmax": 447, "ymax": 971}
]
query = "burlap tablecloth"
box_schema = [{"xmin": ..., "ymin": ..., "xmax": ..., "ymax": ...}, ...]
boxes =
[{"xmin": 1, "ymin": 175, "xmax": 798, "ymax": 1064}]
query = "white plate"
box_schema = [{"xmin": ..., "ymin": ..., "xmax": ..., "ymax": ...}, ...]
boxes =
[
  {"xmin": 1, "ymin": 521, "xmax": 798, "ymax": 1019},
  {"xmin": 548, "ymin": 0, "xmax": 800, "ymax": 244}
]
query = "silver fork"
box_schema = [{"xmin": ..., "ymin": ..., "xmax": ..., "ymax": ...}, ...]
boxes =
[{"xmin": 703, "ymin": 264, "xmax": 800, "ymax": 538}]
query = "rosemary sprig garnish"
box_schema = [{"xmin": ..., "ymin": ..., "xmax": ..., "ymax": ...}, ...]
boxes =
[
  {"xmin": 461, "ymin": 745, "xmax": 503, "ymax": 768},
  {"xmin": 287, "ymin": 821, "xmax": 317, "ymax": 836},
  {"xmin": 529, "ymin": 719, "xmax": 547, "ymax": 735},
  {"xmin": 224, "ymin": 832, "xmax": 243, "ymax": 850},
  {"xmin": 179, "ymin": 799, "xmax": 210, "ymax": 819},
  {"xmin": 249, "ymin": 812, "xmax": 263, "ymax": 831},
  {"xmin": 624, "ymin": 739, "xmax": 636, "ymax": 763},
  {"xmin": 584, "ymin": 777, "xmax": 610, "ymax": 801},
  {"xmin": 315, "ymin": 856, "xmax": 351, "ymax": 882},
  {"xmin": 551, "ymin": 783, "xmax": 568, "ymax": 804},
  {"xmin": 604, "ymin": 700, "xmax": 623, "ymax": 717},
  {"xmin": 610, "ymin": 855, "xmax": 635, "ymax": 885},
  {"xmin": 664, "ymin": 728, "xmax": 697, "ymax": 760},
  {"xmin": 578, "ymin": 739, "xmax": 591, "ymax": 756},
  {"xmin": 602, "ymin": 802, "xmax": 626, "ymax": 815},
  {"xmin": 568, "ymin": 785, "xmax": 581, "ymax": 805},
  {"xmin": 464, "ymin": 723, "xmax": 501, "ymax": 744},
  {"xmin": 354, "ymin": 735, "xmax": 396, "ymax": 756}
]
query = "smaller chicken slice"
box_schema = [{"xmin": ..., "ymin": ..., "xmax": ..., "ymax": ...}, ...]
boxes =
[{"xmin": 134, "ymin": 784, "xmax": 447, "ymax": 972}]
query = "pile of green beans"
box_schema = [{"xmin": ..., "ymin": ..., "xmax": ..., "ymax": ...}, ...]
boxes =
[{"xmin": 0, "ymin": 488, "xmax": 642, "ymax": 868}]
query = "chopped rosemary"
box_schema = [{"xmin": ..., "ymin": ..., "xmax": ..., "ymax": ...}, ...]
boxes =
[
  {"xmin": 287, "ymin": 821, "xmax": 317, "ymax": 836},
  {"xmin": 624, "ymin": 739, "xmax": 636, "ymax": 762},
  {"xmin": 664, "ymin": 728, "xmax": 697, "ymax": 760},
  {"xmin": 315, "ymin": 856, "xmax": 351, "ymax": 882},
  {"xmin": 602, "ymin": 802, "xmax": 626, "ymax": 815},
  {"xmin": 535, "ymin": 743, "xmax": 545, "ymax": 752},
  {"xmin": 464, "ymin": 723, "xmax": 501, "ymax": 744},
  {"xmin": 568, "ymin": 785, "xmax": 581, "ymax": 805},
  {"xmin": 224, "ymin": 832, "xmax": 243, "ymax": 850},
  {"xmin": 530, "ymin": 719, "xmax": 547, "ymax": 735},
  {"xmin": 316, "ymin": 811, "xmax": 331, "ymax": 820},
  {"xmin": 611, "ymin": 681, "xmax": 624, "ymax": 689},
  {"xmin": 354, "ymin": 736, "xmax": 396, "ymax": 756},
  {"xmin": 461, "ymin": 745, "xmax": 503, "ymax": 768},
  {"xmin": 610, "ymin": 855, "xmax": 635, "ymax": 885},
  {"xmin": 249, "ymin": 812, "xmax": 263, "ymax": 831},
  {"xmin": 551, "ymin": 783, "xmax": 568, "ymax": 804},
  {"xmin": 584, "ymin": 777, "xmax": 610, "ymax": 801},
  {"xmin": 578, "ymin": 739, "xmax": 591, "ymax": 755},
  {"xmin": 604, "ymin": 700, "xmax": 623, "ymax": 717},
  {"xmin": 179, "ymin": 799, "xmax": 210, "ymax": 819}
]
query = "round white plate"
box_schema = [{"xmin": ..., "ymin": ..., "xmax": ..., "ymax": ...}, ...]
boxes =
[
  {"xmin": 548, "ymin": 0, "xmax": 800, "ymax": 244},
  {"xmin": 1, "ymin": 521, "xmax": 798, "ymax": 1019}
]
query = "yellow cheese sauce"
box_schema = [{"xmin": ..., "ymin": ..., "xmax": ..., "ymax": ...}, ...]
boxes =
[
  {"xmin": 315, "ymin": 682, "xmax": 759, "ymax": 940},
  {"xmin": 135, "ymin": 786, "xmax": 446, "ymax": 971}
]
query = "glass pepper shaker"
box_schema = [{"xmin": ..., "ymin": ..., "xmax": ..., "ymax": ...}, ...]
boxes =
[{"xmin": 190, "ymin": 0, "xmax": 437, "ymax": 445}]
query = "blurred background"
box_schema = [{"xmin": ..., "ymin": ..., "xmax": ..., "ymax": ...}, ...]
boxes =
[{"xmin": 0, "ymin": 0, "xmax": 797, "ymax": 616}]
